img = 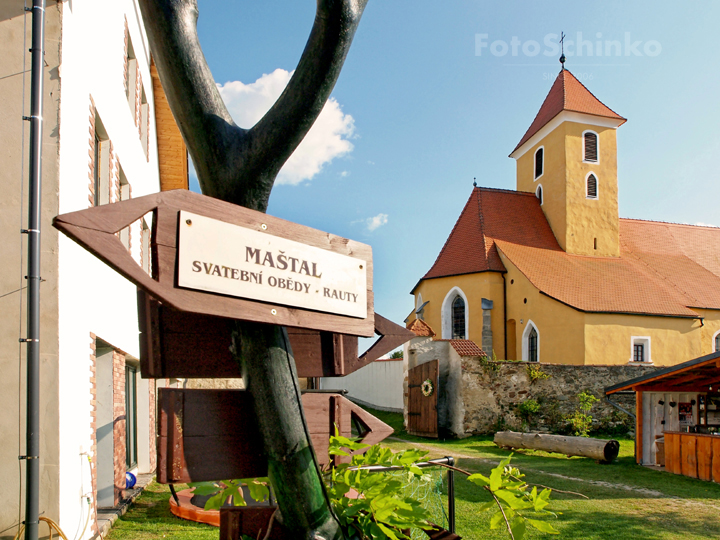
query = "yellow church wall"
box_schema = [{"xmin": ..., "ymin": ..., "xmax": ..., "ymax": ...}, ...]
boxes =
[
  {"xmin": 516, "ymin": 127, "xmax": 568, "ymax": 250},
  {"xmin": 584, "ymin": 313, "xmax": 704, "ymax": 366},
  {"xmin": 412, "ymin": 272, "xmax": 506, "ymax": 357},
  {"xmin": 563, "ymin": 123, "xmax": 620, "ymax": 256},
  {"xmin": 499, "ymin": 252, "xmax": 586, "ymax": 364}
]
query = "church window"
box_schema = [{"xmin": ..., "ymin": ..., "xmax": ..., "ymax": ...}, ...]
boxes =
[
  {"xmin": 452, "ymin": 296, "xmax": 466, "ymax": 339},
  {"xmin": 534, "ymin": 147, "xmax": 544, "ymax": 179},
  {"xmin": 714, "ymin": 331, "xmax": 720, "ymax": 352},
  {"xmin": 528, "ymin": 327, "xmax": 538, "ymax": 362},
  {"xmin": 522, "ymin": 321, "xmax": 539, "ymax": 362},
  {"xmin": 584, "ymin": 131, "xmax": 598, "ymax": 162},
  {"xmin": 587, "ymin": 173, "xmax": 598, "ymax": 199},
  {"xmin": 536, "ymin": 185, "xmax": 543, "ymax": 205}
]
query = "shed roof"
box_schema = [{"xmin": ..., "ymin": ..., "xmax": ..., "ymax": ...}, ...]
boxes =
[{"xmin": 605, "ymin": 351, "xmax": 720, "ymax": 394}]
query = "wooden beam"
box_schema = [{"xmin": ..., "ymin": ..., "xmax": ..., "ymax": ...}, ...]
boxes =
[{"xmin": 636, "ymin": 391, "xmax": 643, "ymax": 465}]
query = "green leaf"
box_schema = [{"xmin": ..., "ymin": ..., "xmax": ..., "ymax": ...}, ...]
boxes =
[
  {"xmin": 477, "ymin": 501, "xmax": 496, "ymax": 512},
  {"xmin": 489, "ymin": 465, "xmax": 503, "ymax": 492},
  {"xmin": 489, "ymin": 510, "xmax": 504, "ymax": 530},
  {"xmin": 467, "ymin": 473, "xmax": 490, "ymax": 486},
  {"xmin": 526, "ymin": 518, "xmax": 560, "ymax": 534},
  {"xmin": 187, "ymin": 481, "xmax": 220, "ymax": 496},
  {"xmin": 495, "ymin": 489, "xmax": 533, "ymax": 511},
  {"xmin": 510, "ymin": 516, "xmax": 527, "ymax": 540}
]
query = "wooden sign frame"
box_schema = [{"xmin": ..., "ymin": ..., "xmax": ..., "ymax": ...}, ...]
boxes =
[
  {"xmin": 138, "ymin": 289, "xmax": 414, "ymax": 379},
  {"xmin": 157, "ymin": 389, "xmax": 394, "ymax": 484},
  {"xmin": 53, "ymin": 190, "xmax": 375, "ymax": 337}
]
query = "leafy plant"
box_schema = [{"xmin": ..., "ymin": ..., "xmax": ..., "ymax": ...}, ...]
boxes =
[
  {"xmin": 526, "ymin": 364, "xmax": 550, "ymax": 383},
  {"xmin": 187, "ymin": 478, "xmax": 270, "ymax": 510},
  {"xmin": 566, "ymin": 391, "xmax": 600, "ymax": 437},
  {"xmin": 190, "ymin": 434, "xmax": 562, "ymax": 540},
  {"xmin": 516, "ymin": 399, "xmax": 541, "ymax": 431},
  {"xmin": 327, "ymin": 433, "xmax": 434, "ymax": 539},
  {"xmin": 468, "ymin": 455, "xmax": 560, "ymax": 540}
]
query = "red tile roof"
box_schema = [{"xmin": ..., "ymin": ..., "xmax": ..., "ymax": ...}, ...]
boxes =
[
  {"xmin": 407, "ymin": 318, "xmax": 436, "ymax": 337},
  {"xmin": 435, "ymin": 339, "xmax": 487, "ymax": 357},
  {"xmin": 419, "ymin": 187, "xmax": 558, "ymax": 283},
  {"xmin": 512, "ymin": 69, "xmax": 626, "ymax": 154},
  {"xmin": 418, "ymin": 187, "xmax": 720, "ymax": 318}
]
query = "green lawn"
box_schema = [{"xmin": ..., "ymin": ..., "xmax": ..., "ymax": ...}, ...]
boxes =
[{"xmin": 108, "ymin": 409, "xmax": 720, "ymax": 540}]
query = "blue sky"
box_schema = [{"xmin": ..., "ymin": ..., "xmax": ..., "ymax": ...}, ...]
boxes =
[{"xmin": 190, "ymin": 1, "xmax": 720, "ymax": 332}]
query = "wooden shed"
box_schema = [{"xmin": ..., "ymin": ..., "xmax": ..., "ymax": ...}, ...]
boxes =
[{"xmin": 605, "ymin": 351, "xmax": 720, "ymax": 482}]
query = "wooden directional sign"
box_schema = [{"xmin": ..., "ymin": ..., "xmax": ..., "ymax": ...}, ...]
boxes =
[
  {"xmin": 53, "ymin": 190, "xmax": 375, "ymax": 337},
  {"xmin": 138, "ymin": 290, "xmax": 414, "ymax": 378},
  {"xmin": 157, "ymin": 389, "xmax": 394, "ymax": 484}
]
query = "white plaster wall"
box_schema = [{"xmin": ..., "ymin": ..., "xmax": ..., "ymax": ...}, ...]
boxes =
[
  {"xmin": 319, "ymin": 359, "xmax": 404, "ymax": 412},
  {"xmin": 56, "ymin": 1, "xmax": 159, "ymax": 537}
]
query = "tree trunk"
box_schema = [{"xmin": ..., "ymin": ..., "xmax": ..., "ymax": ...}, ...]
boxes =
[{"xmin": 494, "ymin": 431, "xmax": 620, "ymax": 463}]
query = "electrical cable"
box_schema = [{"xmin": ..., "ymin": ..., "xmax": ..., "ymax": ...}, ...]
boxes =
[{"xmin": 13, "ymin": 517, "xmax": 69, "ymax": 540}]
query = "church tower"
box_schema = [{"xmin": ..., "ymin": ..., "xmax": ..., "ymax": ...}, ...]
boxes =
[{"xmin": 510, "ymin": 69, "xmax": 626, "ymax": 257}]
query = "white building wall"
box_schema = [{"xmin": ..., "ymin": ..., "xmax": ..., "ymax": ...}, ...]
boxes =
[
  {"xmin": 56, "ymin": 1, "xmax": 159, "ymax": 537},
  {"xmin": 320, "ymin": 359, "xmax": 404, "ymax": 412}
]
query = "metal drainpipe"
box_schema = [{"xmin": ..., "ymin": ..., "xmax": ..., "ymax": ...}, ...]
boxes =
[{"xmin": 22, "ymin": 2, "xmax": 46, "ymax": 540}]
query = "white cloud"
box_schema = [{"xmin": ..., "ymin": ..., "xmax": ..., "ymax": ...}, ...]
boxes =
[
  {"xmin": 366, "ymin": 213, "xmax": 388, "ymax": 232},
  {"xmin": 217, "ymin": 69, "xmax": 355, "ymax": 185},
  {"xmin": 340, "ymin": 171, "xmax": 349, "ymax": 177}
]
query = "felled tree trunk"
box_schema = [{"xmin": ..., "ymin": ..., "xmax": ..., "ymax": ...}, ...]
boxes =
[{"xmin": 494, "ymin": 431, "xmax": 620, "ymax": 463}]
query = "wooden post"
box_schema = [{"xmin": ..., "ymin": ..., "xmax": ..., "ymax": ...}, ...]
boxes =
[{"xmin": 635, "ymin": 389, "xmax": 643, "ymax": 464}]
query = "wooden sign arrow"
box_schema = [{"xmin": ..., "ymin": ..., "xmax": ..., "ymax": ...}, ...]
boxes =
[
  {"xmin": 138, "ymin": 290, "xmax": 414, "ymax": 378},
  {"xmin": 53, "ymin": 190, "xmax": 375, "ymax": 337},
  {"xmin": 157, "ymin": 389, "xmax": 394, "ymax": 484}
]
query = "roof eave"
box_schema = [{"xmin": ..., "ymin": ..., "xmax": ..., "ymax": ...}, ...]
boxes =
[{"xmin": 509, "ymin": 110, "xmax": 626, "ymax": 160}]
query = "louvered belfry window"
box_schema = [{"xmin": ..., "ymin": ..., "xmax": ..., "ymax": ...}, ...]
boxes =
[
  {"xmin": 587, "ymin": 174, "xmax": 598, "ymax": 199},
  {"xmin": 535, "ymin": 148, "xmax": 543, "ymax": 178},
  {"xmin": 584, "ymin": 132, "xmax": 598, "ymax": 162},
  {"xmin": 452, "ymin": 296, "xmax": 465, "ymax": 339}
]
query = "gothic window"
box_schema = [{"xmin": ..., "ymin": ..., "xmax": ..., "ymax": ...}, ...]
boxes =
[
  {"xmin": 536, "ymin": 185, "xmax": 543, "ymax": 205},
  {"xmin": 528, "ymin": 327, "xmax": 538, "ymax": 362},
  {"xmin": 715, "ymin": 333, "xmax": 720, "ymax": 352},
  {"xmin": 587, "ymin": 173, "xmax": 598, "ymax": 199},
  {"xmin": 452, "ymin": 296, "xmax": 466, "ymax": 339},
  {"xmin": 534, "ymin": 147, "xmax": 544, "ymax": 179},
  {"xmin": 584, "ymin": 131, "xmax": 598, "ymax": 162}
]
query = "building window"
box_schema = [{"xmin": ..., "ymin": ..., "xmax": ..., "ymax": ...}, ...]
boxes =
[
  {"xmin": 584, "ymin": 131, "xmax": 598, "ymax": 162},
  {"xmin": 452, "ymin": 296, "xmax": 466, "ymax": 339},
  {"xmin": 118, "ymin": 166, "xmax": 131, "ymax": 249},
  {"xmin": 528, "ymin": 327, "xmax": 538, "ymax": 362},
  {"xmin": 522, "ymin": 321, "xmax": 539, "ymax": 362},
  {"xmin": 536, "ymin": 184, "xmax": 543, "ymax": 205},
  {"xmin": 141, "ymin": 216, "xmax": 151, "ymax": 276},
  {"xmin": 630, "ymin": 337, "xmax": 651, "ymax": 363},
  {"xmin": 714, "ymin": 331, "xmax": 720, "ymax": 352},
  {"xmin": 534, "ymin": 147, "xmax": 544, "ymax": 179},
  {"xmin": 586, "ymin": 173, "xmax": 598, "ymax": 199},
  {"xmin": 125, "ymin": 364, "xmax": 138, "ymax": 469},
  {"xmin": 139, "ymin": 86, "xmax": 149, "ymax": 157},
  {"xmin": 125, "ymin": 36, "xmax": 138, "ymax": 120},
  {"xmin": 93, "ymin": 113, "xmax": 110, "ymax": 206}
]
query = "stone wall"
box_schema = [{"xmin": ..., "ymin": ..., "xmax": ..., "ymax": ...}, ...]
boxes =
[{"xmin": 461, "ymin": 360, "xmax": 659, "ymax": 434}]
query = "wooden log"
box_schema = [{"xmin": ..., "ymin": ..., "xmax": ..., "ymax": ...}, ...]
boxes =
[{"xmin": 493, "ymin": 431, "xmax": 620, "ymax": 463}]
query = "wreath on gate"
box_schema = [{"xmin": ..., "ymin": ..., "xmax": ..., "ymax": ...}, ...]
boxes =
[{"xmin": 421, "ymin": 378, "xmax": 434, "ymax": 397}]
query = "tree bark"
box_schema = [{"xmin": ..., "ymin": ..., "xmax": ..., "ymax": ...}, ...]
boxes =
[
  {"xmin": 494, "ymin": 431, "xmax": 620, "ymax": 463},
  {"xmin": 137, "ymin": 1, "xmax": 370, "ymax": 537}
]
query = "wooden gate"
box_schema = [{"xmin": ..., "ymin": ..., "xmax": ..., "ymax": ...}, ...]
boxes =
[{"xmin": 407, "ymin": 360, "xmax": 439, "ymax": 438}]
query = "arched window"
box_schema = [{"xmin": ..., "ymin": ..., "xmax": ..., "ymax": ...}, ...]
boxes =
[
  {"xmin": 584, "ymin": 131, "xmax": 598, "ymax": 162},
  {"xmin": 536, "ymin": 185, "xmax": 543, "ymax": 205},
  {"xmin": 586, "ymin": 173, "xmax": 598, "ymax": 199},
  {"xmin": 528, "ymin": 327, "xmax": 538, "ymax": 362},
  {"xmin": 534, "ymin": 147, "xmax": 544, "ymax": 179},
  {"xmin": 452, "ymin": 296, "xmax": 466, "ymax": 339},
  {"xmin": 522, "ymin": 321, "xmax": 539, "ymax": 362},
  {"xmin": 715, "ymin": 332, "xmax": 720, "ymax": 352}
]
